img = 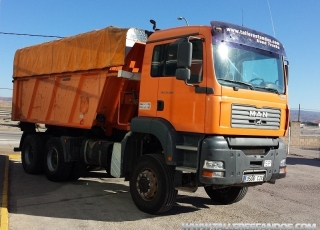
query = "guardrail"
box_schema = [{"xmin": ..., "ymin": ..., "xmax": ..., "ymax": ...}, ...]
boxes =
[{"xmin": 0, "ymin": 109, "xmax": 11, "ymax": 118}]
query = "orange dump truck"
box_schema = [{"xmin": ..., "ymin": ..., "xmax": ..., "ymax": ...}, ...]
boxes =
[{"xmin": 12, "ymin": 21, "xmax": 289, "ymax": 214}]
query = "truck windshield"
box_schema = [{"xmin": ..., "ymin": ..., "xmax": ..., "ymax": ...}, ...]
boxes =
[{"xmin": 213, "ymin": 43, "xmax": 285, "ymax": 94}]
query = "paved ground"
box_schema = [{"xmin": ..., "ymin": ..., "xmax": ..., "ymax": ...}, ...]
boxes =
[
  {"xmin": 289, "ymin": 147, "xmax": 320, "ymax": 159},
  {"xmin": 4, "ymin": 151, "xmax": 320, "ymax": 230},
  {"xmin": 0, "ymin": 128, "xmax": 21, "ymax": 230},
  {"xmin": 300, "ymin": 125, "xmax": 320, "ymax": 136},
  {"xmin": 0, "ymin": 129, "xmax": 319, "ymax": 229}
]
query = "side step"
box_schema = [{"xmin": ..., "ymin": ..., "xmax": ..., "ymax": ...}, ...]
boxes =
[
  {"xmin": 174, "ymin": 166, "xmax": 198, "ymax": 193},
  {"xmin": 175, "ymin": 166, "xmax": 197, "ymax": 173}
]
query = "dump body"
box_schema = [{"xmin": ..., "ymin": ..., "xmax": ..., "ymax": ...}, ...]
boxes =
[{"xmin": 12, "ymin": 27, "xmax": 147, "ymax": 135}]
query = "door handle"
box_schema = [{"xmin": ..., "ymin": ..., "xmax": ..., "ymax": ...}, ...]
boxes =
[{"xmin": 157, "ymin": 100, "xmax": 164, "ymax": 111}]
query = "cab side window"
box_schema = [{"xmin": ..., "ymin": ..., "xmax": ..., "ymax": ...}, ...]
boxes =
[{"xmin": 151, "ymin": 39, "xmax": 203, "ymax": 83}]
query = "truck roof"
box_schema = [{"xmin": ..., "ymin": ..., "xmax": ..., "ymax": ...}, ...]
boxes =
[
  {"xmin": 146, "ymin": 25, "xmax": 208, "ymax": 43},
  {"xmin": 147, "ymin": 22, "xmax": 286, "ymax": 56},
  {"xmin": 13, "ymin": 27, "xmax": 148, "ymax": 78}
]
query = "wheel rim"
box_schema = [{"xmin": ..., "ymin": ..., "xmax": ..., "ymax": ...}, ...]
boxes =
[
  {"xmin": 136, "ymin": 168, "xmax": 158, "ymax": 201},
  {"xmin": 25, "ymin": 145, "xmax": 34, "ymax": 165},
  {"xmin": 47, "ymin": 147, "xmax": 59, "ymax": 172}
]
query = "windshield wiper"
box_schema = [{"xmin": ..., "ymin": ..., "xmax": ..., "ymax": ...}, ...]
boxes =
[
  {"xmin": 254, "ymin": 86, "xmax": 280, "ymax": 95},
  {"xmin": 218, "ymin": 79, "xmax": 254, "ymax": 90}
]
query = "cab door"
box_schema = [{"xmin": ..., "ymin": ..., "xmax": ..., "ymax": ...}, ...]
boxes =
[{"xmin": 154, "ymin": 38, "xmax": 207, "ymax": 133}]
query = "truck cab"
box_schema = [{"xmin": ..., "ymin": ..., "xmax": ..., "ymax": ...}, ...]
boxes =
[{"xmin": 128, "ymin": 21, "xmax": 288, "ymax": 213}]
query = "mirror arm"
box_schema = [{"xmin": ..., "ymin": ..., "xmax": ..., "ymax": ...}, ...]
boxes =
[{"xmin": 184, "ymin": 80, "xmax": 195, "ymax": 87}]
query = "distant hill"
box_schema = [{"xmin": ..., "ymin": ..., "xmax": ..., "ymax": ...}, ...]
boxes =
[
  {"xmin": 0, "ymin": 97, "xmax": 12, "ymax": 109},
  {"xmin": 290, "ymin": 109, "xmax": 320, "ymax": 123},
  {"xmin": 0, "ymin": 97, "xmax": 12, "ymax": 102}
]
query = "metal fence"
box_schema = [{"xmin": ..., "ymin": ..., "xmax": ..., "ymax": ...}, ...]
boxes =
[{"xmin": 0, "ymin": 109, "xmax": 11, "ymax": 119}]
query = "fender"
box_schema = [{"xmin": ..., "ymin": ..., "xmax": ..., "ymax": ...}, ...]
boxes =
[{"xmin": 130, "ymin": 117, "xmax": 181, "ymax": 165}]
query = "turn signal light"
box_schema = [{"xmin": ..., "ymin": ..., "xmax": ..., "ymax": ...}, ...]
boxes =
[
  {"xmin": 279, "ymin": 167, "xmax": 286, "ymax": 174},
  {"xmin": 202, "ymin": 170, "xmax": 225, "ymax": 178},
  {"xmin": 202, "ymin": 170, "xmax": 213, "ymax": 177}
]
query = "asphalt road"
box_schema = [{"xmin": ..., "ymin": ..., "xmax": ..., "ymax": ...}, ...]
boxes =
[
  {"xmin": 0, "ymin": 131, "xmax": 21, "ymax": 153},
  {"xmin": 0, "ymin": 131, "xmax": 21, "ymax": 140},
  {"xmin": 6, "ymin": 154, "xmax": 320, "ymax": 230}
]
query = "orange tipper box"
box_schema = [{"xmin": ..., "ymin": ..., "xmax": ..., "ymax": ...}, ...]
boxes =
[{"xmin": 12, "ymin": 27, "xmax": 147, "ymax": 132}]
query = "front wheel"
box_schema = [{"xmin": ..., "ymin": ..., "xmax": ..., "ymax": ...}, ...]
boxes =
[
  {"xmin": 204, "ymin": 186, "xmax": 248, "ymax": 204},
  {"xmin": 44, "ymin": 137, "xmax": 73, "ymax": 182},
  {"xmin": 130, "ymin": 154, "xmax": 177, "ymax": 214}
]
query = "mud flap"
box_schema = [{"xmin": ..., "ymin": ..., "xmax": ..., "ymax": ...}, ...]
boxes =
[{"xmin": 110, "ymin": 142, "xmax": 121, "ymax": 178}]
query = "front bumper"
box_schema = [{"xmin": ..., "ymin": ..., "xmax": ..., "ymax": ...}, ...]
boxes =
[{"xmin": 199, "ymin": 136, "xmax": 287, "ymax": 185}]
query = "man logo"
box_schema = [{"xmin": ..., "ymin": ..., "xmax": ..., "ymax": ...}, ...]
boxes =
[
  {"xmin": 255, "ymin": 119, "xmax": 262, "ymax": 125},
  {"xmin": 249, "ymin": 111, "xmax": 268, "ymax": 118}
]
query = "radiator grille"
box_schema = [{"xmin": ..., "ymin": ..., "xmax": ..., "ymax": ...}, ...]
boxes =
[{"xmin": 231, "ymin": 104, "xmax": 280, "ymax": 130}]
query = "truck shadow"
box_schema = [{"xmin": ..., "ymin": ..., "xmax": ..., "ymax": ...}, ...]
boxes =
[
  {"xmin": 286, "ymin": 156, "xmax": 320, "ymax": 167},
  {"xmin": 8, "ymin": 160, "xmax": 217, "ymax": 222},
  {"xmin": 167, "ymin": 195, "xmax": 224, "ymax": 216}
]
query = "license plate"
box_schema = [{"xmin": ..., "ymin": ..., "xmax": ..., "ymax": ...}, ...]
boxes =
[{"xmin": 243, "ymin": 174, "xmax": 264, "ymax": 183}]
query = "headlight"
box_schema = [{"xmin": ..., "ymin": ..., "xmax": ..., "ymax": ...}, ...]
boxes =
[
  {"xmin": 280, "ymin": 159, "xmax": 286, "ymax": 167},
  {"xmin": 203, "ymin": 160, "xmax": 224, "ymax": 170}
]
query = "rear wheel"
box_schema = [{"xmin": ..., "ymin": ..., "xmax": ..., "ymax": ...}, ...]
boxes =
[
  {"xmin": 44, "ymin": 137, "xmax": 72, "ymax": 182},
  {"xmin": 204, "ymin": 186, "xmax": 248, "ymax": 204},
  {"xmin": 21, "ymin": 134, "xmax": 46, "ymax": 174},
  {"xmin": 130, "ymin": 154, "xmax": 177, "ymax": 214}
]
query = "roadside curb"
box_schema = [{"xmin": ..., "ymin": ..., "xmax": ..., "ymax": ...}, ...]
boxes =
[
  {"xmin": 8, "ymin": 155, "xmax": 20, "ymax": 160},
  {"xmin": 0, "ymin": 154, "xmax": 20, "ymax": 230},
  {"xmin": 0, "ymin": 155, "xmax": 9, "ymax": 230}
]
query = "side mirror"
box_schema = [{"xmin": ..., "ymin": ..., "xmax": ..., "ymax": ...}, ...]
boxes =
[
  {"xmin": 176, "ymin": 68, "xmax": 191, "ymax": 81},
  {"xmin": 177, "ymin": 41, "xmax": 192, "ymax": 68},
  {"xmin": 284, "ymin": 59, "xmax": 289, "ymax": 83},
  {"xmin": 175, "ymin": 40, "xmax": 192, "ymax": 81}
]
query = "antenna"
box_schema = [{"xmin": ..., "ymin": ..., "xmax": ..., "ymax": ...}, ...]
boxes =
[{"xmin": 267, "ymin": 0, "xmax": 276, "ymax": 37}]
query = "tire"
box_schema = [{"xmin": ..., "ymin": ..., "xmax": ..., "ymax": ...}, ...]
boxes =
[
  {"xmin": 21, "ymin": 134, "xmax": 46, "ymax": 174},
  {"xmin": 130, "ymin": 154, "xmax": 177, "ymax": 214},
  {"xmin": 204, "ymin": 186, "xmax": 248, "ymax": 204},
  {"xmin": 44, "ymin": 137, "xmax": 73, "ymax": 182},
  {"xmin": 68, "ymin": 161, "xmax": 87, "ymax": 181}
]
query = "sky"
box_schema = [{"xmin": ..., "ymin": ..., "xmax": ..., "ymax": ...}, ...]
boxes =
[{"xmin": 0, "ymin": 0, "xmax": 319, "ymax": 111}]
